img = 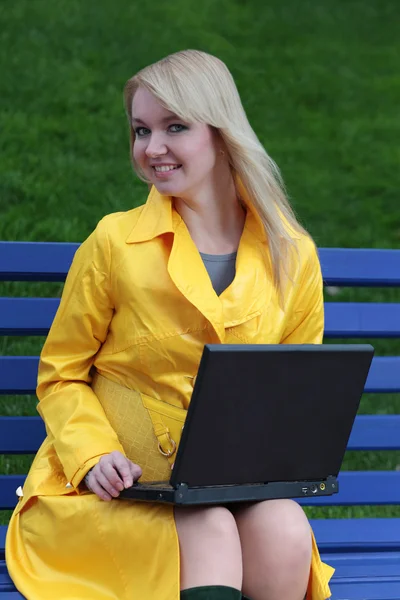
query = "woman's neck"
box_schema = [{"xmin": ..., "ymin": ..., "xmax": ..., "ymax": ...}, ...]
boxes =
[{"xmin": 173, "ymin": 173, "xmax": 246, "ymax": 255}]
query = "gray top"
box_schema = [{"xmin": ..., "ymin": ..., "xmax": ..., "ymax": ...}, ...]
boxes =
[{"xmin": 199, "ymin": 251, "xmax": 237, "ymax": 296}]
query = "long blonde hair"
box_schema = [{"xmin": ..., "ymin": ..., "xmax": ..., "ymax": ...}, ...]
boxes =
[{"xmin": 123, "ymin": 49, "xmax": 310, "ymax": 299}]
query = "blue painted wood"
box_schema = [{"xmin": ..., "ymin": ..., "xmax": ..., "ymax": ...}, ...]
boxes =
[
  {"xmin": 0, "ymin": 298, "xmax": 58, "ymax": 336},
  {"xmin": 364, "ymin": 356, "xmax": 400, "ymax": 393},
  {"xmin": 329, "ymin": 579, "xmax": 400, "ymax": 600},
  {"xmin": 0, "ymin": 417, "xmax": 46, "ymax": 453},
  {"xmin": 0, "ymin": 528, "xmax": 5, "ymax": 554},
  {"xmin": 1, "ymin": 243, "xmax": 400, "ymax": 599},
  {"xmin": 327, "ymin": 553, "xmax": 400, "ymax": 578},
  {"xmin": 0, "ymin": 476, "xmax": 25, "ymax": 511},
  {"xmin": 298, "ymin": 472, "xmax": 400, "ymax": 506},
  {"xmin": 326, "ymin": 550, "xmax": 400, "ymax": 568},
  {"xmin": 346, "ymin": 415, "xmax": 400, "ymax": 451},
  {"xmin": 1, "ymin": 471, "xmax": 399, "ymax": 510},
  {"xmin": 0, "ymin": 564, "xmax": 15, "ymax": 591},
  {"xmin": 312, "ymin": 519, "xmax": 400, "ymax": 553},
  {"xmin": 0, "ymin": 242, "xmax": 78, "ymax": 282},
  {"xmin": 2, "ymin": 297, "xmax": 400, "ymax": 338},
  {"xmin": 2, "ymin": 244, "xmax": 400, "ymax": 286},
  {"xmin": 318, "ymin": 248, "xmax": 400, "ymax": 287},
  {"xmin": 0, "ymin": 519, "xmax": 383, "ymax": 557},
  {"xmin": 324, "ymin": 303, "xmax": 400, "ymax": 338},
  {"xmin": 0, "ymin": 357, "xmax": 39, "ymax": 395},
  {"xmin": 3, "ymin": 523, "xmax": 400, "ymax": 598},
  {"xmin": 6, "ymin": 520, "xmax": 397, "ymax": 554},
  {"xmin": 1, "ymin": 354, "xmax": 398, "ymax": 395},
  {"xmin": 1, "ymin": 414, "xmax": 399, "ymax": 454}
]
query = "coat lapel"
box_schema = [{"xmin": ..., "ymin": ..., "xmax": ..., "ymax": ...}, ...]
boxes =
[
  {"xmin": 167, "ymin": 211, "xmax": 226, "ymax": 342},
  {"xmin": 126, "ymin": 185, "xmax": 274, "ymax": 342},
  {"xmin": 220, "ymin": 211, "xmax": 273, "ymax": 328}
]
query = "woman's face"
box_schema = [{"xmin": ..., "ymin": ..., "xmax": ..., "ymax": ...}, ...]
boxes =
[{"xmin": 131, "ymin": 87, "xmax": 222, "ymax": 199}]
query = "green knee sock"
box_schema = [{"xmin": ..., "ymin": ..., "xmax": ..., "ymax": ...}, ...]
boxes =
[{"xmin": 181, "ymin": 585, "xmax": 242, "ymax": 600}]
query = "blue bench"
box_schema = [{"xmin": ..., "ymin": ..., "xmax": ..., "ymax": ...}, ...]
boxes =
[{"xmin": 1, "ymin": 242, "xmax": 400, "ymax": 599}]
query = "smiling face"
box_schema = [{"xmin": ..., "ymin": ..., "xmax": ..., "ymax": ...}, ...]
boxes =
[{"xmin": 131, "ymin": 87, "xmax": 222, "ymax": 199}]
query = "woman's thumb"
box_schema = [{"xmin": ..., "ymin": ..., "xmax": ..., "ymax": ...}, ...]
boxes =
[{"xmin": 130, "ymin": 461, "xmax": 142, "ymax": 481}]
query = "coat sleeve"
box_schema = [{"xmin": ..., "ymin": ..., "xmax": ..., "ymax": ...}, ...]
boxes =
[
  {"xmin": 280, "ymin": 239, "xmax": 324, "ymax": 345},
  {"xmin": 36, "ymin": 217, "xmax": 125, "ymax": 489}
]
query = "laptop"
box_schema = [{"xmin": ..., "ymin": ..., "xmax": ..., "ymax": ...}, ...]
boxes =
[{"xmin": 119, "ymin": 344, "xmax": 374, "ymax": 505}]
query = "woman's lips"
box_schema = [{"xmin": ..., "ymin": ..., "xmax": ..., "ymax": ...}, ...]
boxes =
[{"xmin": 152, "ymin": 165, "xmax": 182, "ymax": 178}]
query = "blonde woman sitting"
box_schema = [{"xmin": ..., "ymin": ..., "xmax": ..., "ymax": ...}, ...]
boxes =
[{"xmin": 6, "ymin": 50, "xmax": 334, "ymax": 600}]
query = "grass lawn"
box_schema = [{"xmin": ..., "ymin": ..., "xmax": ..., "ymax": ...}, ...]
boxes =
[{"xmin": 0, "ymin": 0, "xmax": 399, "ymax": 525}]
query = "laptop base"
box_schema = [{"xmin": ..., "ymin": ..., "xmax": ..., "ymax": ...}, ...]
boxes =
[{"xmin": 119, "ymin": 476, "xmax": 338, "ymax": 506}]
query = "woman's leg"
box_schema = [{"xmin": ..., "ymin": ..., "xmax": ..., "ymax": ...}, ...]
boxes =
[
  {"xmin": 233, "ymin": 500, "xmax": 312, "ymax": 600},
  {"xmin": 175, "ymin": 506, "xmax": 243, "ymax": 592}
]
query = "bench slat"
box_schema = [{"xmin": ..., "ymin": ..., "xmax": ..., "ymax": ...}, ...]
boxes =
[
  {"xmin": 0, "ymin": 518, "xmax": 376, "ymax": 560},
  {"xmin": 0, "ymin": 241, "xmax": 78, "ymax": 282},
  {"xmin": 1, "ymin": 562, "xmax": 400, "ymax": 600},
  {"xmin": 0, "ymin": 357, "xmax": 39, "ymax": 395},
  {"xmin": 1, "ymin": 414, "xmax": 399, "ymax": 453},
  {"xmin": 324, "ymin": 303, "xmax": 400, "ymax": 338},
  {"xmin": 328, "ymin": 578, "xmax": 400, "ymax": 600},
  {"xmin": 312, "ymin": 518, "xmax": 400, "ymax": 553},
  {"xmin": 3, "ymin": 518, "xmax": 399, "ymax": 557},
  {"xmin": 0, "ymin": 417, "xmax": 46, "ymax": 453},
  {"xmin": 2, "ymin": 297, "xmax": 399, "ymax": 338},
  {"xmin": 318, "ymin": 248, "xmax": 400, "ymax": 287},
  {"xmin": 1, "ymin": 471, "xmax": 399, "ymax": 510},
  {"xmin": 0, "ymin": 476, "xmax": 26, "ymax": 510},
  {"xmin": 0, "ymin": 354, "xmax": 399, "ymax": 395},
  {"xmin": 348, "ymin": 415, "xmax": 400, "ymax": 450},
  {"xmin": 326, "ymin": 551, "xmax": 400, "ymax": 577},
  {"xmin": 364, "ymin": 356, "xmax": 400, "ymax": 393},
  {"xmin": 2, "ymin": 244, "xmax": 400, "ymax": 286},
  {"xmin": 0, "ymin": 298, "xmax": 58, "ymax": 336},
  {"xmin": 0, "ymin": 564, "xmax": 17, "ymax": 592},
  {"xmin": 2, "ymin": 520, "xmax": 400, "ymax": 556},
  {"xmin": 298, "ymin": 472, "xmax": 400, "ymax": 506}
]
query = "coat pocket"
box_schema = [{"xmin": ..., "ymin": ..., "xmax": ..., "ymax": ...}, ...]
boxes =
[
  {"xmin": 140, "ymin": 393, "xmax": 187, "ymax": 468},
  {"xmin": 92, "ymin": 372, "xmax": 187, "ymax": 481}
]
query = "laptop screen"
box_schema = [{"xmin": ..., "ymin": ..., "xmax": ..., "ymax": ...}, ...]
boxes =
[{"xmin": 170, "ymin": 344, "xmax": 373, "ymax": 488}]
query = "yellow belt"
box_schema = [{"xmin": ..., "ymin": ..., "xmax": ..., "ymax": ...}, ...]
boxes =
[{"xmin": 91, "ymin": 372, "xmax": 187, "ymax": 481}]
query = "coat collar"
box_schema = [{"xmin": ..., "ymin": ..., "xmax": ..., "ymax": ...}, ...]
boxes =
[
  {"xmin": 125, "ymin": 175, "xmax": 268, "ymax": 245},
  {"xmin": 125, "ymin": 185, "xmax": 174, "ymax": 244},
  {"xmin": 125, "ymin": 180, "xmax": 274, "ymax": 342}
]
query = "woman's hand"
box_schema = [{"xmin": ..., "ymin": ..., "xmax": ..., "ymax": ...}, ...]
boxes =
[{"xmin": 84, "ymin": 451, "xmax": 142, "ymax": 501}]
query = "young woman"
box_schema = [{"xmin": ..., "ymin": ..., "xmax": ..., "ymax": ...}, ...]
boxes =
[{"xmin": 6, "ymin": 50, "xmax": 334, "ymax": 600}]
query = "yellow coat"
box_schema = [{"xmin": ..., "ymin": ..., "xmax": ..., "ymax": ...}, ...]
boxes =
[{"xmin": 6, "ymin": 183, "xmax": 334, "ymax": 599}]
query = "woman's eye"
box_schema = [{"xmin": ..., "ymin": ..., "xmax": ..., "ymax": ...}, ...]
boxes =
[
  {"xmin": 134, "ymin": 127, "xmax": 150, "ymax": 137},
  {"xmin": 169, "ymin": 124, "xmax": 187, "ymax": 133},
  {"xmin": 134, "ymin": 124, "xmax": 187, "ymax": 137}
]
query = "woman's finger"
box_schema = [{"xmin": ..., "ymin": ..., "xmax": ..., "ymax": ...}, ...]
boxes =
[
  {"xmin": 99, "ymin": 459, "xmax": 124, "ymax": 492},
  {"xmin": 94, "ymin": 469, "xmax": 121, "ymax": 498},
  {"xmin": 88, "ymin": 474, "xmax": 113, "ymax": 502},
  {"xmin": 111, "ymin": 452, "xmax": 135, "ymax": 488},
  {"xmin": 130, "ymin": 461, "xmax": 142, "ymax": 483}
]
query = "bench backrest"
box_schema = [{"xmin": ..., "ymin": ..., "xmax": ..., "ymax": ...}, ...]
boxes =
[{"xmin": 1, "ymin": 242, "xmax": 400, "ymax": 510}]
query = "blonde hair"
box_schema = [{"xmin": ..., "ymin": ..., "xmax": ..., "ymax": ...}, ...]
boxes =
[{"xmin": 123, "ymin": 49, "xmax": 310, "ymax": 299}]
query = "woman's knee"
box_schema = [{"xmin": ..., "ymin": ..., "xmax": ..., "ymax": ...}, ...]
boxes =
[
  {"xmin": 235, "ymin": 499, "xmax": 312, "ymax": 580},
  {"xmin": 234, "ymin": 500, "xmax": 311, "ymax": 599},
  {"xmin": 175, "ymin": 506, "xmax": 242, "ymax": 589},
  {"xmin": 175, "ymin": 505, "xmax": 240, "ymax": 544}
]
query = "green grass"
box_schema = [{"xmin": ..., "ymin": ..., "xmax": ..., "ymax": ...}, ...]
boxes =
[{"xmin": 1, "ymin": 0, "xmax": 399, "ymax": 525}]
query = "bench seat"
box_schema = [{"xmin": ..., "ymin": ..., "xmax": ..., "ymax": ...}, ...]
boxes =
[
  {"xmin": 1, "ymin": 244, "xmax": 400, "ymax": 599},
  {"xmin": 2, "ymin": 521, "xmax": 400, "ymax": 598}
]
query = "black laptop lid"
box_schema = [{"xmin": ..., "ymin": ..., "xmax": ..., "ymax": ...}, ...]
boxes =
[{"xmin": 170, "ymin": 344, "xmax": 374, "ymax": 488}]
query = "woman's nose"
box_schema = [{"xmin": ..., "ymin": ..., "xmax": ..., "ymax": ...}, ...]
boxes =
[{"xmin": 145, "ymin": 134, "xmax": 167, "ymax": 158}]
